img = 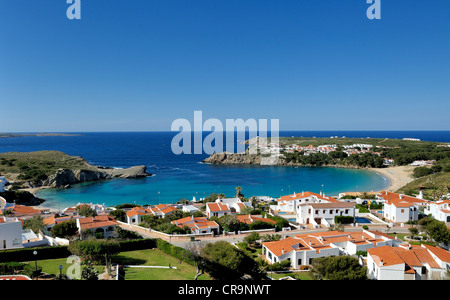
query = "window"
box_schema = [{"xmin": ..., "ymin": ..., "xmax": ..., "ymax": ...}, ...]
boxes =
[
  {"xmin": 401, "ymin": 209, "xmax": 404, "ymax": 213},
  {"xmin": 298, "ymin": 259, "xmax": 302, "ymax": 265}
]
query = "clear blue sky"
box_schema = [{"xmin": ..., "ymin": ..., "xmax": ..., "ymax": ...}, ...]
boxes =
[{"xmin": 1, "ymin": 0, "xmax": 449, "ymax": 132}]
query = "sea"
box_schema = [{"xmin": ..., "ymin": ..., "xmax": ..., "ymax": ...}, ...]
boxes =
[{"xmin": 1, "ymin": 131, "xmax": 449, "ymax": 210}]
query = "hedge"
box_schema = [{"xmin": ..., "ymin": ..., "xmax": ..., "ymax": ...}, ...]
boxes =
[
  {"xmin": 335, "ymin": 216, "xmax": 354, "ymax": 224},
  {"xmin": 0, "ymin": 245, "xmax": 71, "ymax": 262}
]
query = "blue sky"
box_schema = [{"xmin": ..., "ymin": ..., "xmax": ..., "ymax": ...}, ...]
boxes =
[{"xmin": 0, "ymin": 0, "xmax": 449, "ymax": 132}]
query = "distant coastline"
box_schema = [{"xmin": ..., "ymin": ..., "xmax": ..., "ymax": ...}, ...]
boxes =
[{"xmin": 0, "ymin": 133, "xmax": 81, "ymax": 138}]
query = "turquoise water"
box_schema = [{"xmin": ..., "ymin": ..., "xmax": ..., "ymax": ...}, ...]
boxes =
[
  {"xmin": 0, "ymin": 131, "xmax": 425, "ymax": 209},
  {"xmin": 36, "ymin": 165, "xmax": 389, "ymax": 209}
]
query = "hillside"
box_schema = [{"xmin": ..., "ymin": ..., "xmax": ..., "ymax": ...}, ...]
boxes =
[{"xmin": 0, "ymin": 150, "xmax": 151, "ymax": 189}]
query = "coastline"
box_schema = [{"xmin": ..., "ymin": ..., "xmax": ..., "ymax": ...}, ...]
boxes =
[{"xmin": 368, "ymin": 165, "xmax": 415, "ymax": 192}]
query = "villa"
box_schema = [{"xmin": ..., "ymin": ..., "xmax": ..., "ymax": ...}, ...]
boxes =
[
  {"xmin": 296, "ymin": 202, "xmax": 355, "ymax": 228},
  {"xmin": 76, "ymin": 215, "xmax": 118, "ymax": 239},
  {"xmin": 171, "ymin": 216, "xmax": 220, "ymax": 234},
  {"xmin": 206, "ymin": 202, "xmax": 230, "ymax": 218},
  {"xmin": 424, "ymin": 200, "xmax": 450, "ymax": 223},
  {"xmin": 377, "ymin": 191, "xmax": 427, "ymax": 223},
  {"xmin": 270, "ymin": 191, "xmax": 340, "ymax": 214},
  {"xmin": 262, "ymin": 230, "xmax": 401, "ymax": 268},
  {"xmin": 126, "ymin": 204, "xmax": 179, "ymax": 224},
  {"xmin": 0, "ymin": 216, "xmax": 23, "ymax": 250},
  {"xmin": 367, "ymin": 244, "xmax": 450, "ymax": 280},
  {"xmin": 43, "ymin": 215, "xmax": 82, "ymax": 230}
]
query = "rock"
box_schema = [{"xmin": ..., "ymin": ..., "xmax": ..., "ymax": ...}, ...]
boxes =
[{"xmin": 38, "ymin": 165, "xmax": 151, "ymax": 188}]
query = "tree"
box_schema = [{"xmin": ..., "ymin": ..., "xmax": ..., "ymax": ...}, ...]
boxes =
[
  {"xmin": 76, "ymin": 205, "xmax": 97, "ymax": 217},
  {"xmin": 109, "ymin": 209, "xmax": 126, "ymax": 222},
  {"xmin": 23, "ymin": 215, "xmax": 45, "ymax": 234},
  {"xmin": 311, "ymin": 256, "xmax": 367, "ymax": 280},
  {"xmin": 184, "ymin": 241, "xmax": 208, "ymax": 280},
  {"xmin": 244, "ymin": 232, "xmax": 260, "ymax": 245},
  {"xmin": 408, "ymin": 226, "xmax": 419, "ymax": 239},
  {"xmin": 201, "ymin": 241, "xmax": 265, "ymax": 280},
  {"xmin": 68, "ymin": 239, "xmax": 120, "ymax": 264},
  {"xmin": 51, "ymin": 220, "xmax": 78, "ymax": 238}
]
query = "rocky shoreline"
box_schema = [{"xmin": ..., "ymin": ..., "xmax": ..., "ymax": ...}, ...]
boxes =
[
  {"xmin": 202, "ymin": 152, "xmax": 414, "ymax": 193},
  {"xmin": 34, "ymin": 165, "xmax": 151, "ymax": 189},
  {"xmin": 0, "ymin": 150, "xmax": 152, "ymax": 206}
]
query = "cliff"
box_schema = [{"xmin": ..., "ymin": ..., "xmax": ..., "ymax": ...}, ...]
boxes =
[
  {"xmin": 202, "ymin": 152, "xmax": 288, "ymax": 166},
  {"xmin": 0, "ymin": 150, "xmax": 151, "ymax": 189},
  {"xmin": 37, "ymin": 165, "xmax": 150, "ymax": 188}
]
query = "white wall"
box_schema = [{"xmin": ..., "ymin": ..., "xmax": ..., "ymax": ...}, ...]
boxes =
[{"xmin": 0, "ymin": 218, "xmax": 23, "ymax": 249}]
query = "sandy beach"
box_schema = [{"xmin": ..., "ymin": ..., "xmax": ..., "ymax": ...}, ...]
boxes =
[{"xmin": 369, "ymin": 165, "xmax": 415, "ymax": 192}]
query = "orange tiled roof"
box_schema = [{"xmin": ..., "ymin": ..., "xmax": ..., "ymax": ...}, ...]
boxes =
[
  {"xmin": 78, "ymin": 215, "xmax": 117, "ymax": 230},
  {"xmin": 207, "ymin": 202, "xmax": 230, "ymax": 212},
  {"xmin": 422, "ymin": 244, "xmax": 450, "ymax": 263},
  {"xmin": 236, "ymin": 214, "xmax": 277, "ymax": 225},
  {"xmin": 378, "ymin": 191, "xmax": 426, "ymax": 207}
]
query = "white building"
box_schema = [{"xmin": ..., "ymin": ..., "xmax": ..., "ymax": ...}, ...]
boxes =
[
  {"xmin": 424, "ymin": 200, "xmax": 450, "ymax": 223},
  {"xmin": 205, "ymin": 202, "xmax": 231, "ymax": 218},
  {"xmin": 367, "ymin": 244, "xmax": 450, "ymax": 280},
  {"xmin": 0, "ymin": 216, "xmax": 23, "ymax": 250},
  {"xmin": 216, "ymin": 197, "xmax": 252, "ymax": 213},
  {"xmin": 296, "ymin": 202, "xmax": 355, "ymax": 228},
  {"xmin": 263, "ymin": 230, "xmax": 400, "ymax": 268},
  {"xmin": 171, "ymin": 216, "xmax": 220, "ymax": 234},
  {"xmin": 270, "ymin": 191, "xmax": 340, "ymax": 214},
  {"xmin": 377, "ymin": 191, "xmax": 427, "ymax": 224}
]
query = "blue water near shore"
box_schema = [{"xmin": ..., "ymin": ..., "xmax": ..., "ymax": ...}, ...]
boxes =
[{"xmin": 1, "ymin": 131, "xmax": 449, "ymax": 209}]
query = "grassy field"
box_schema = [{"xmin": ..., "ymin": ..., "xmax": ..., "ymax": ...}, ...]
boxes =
[
  {"xmin": 116, "ymin": 249, "xmax": 210, "ymax": 280},
  {"xmin": 28, "ymin": 248, "xmax": 210, "ymax": 280},
  {"xmin": 269, "ymin": 271, "xmax": 314, "ymax": 280}
]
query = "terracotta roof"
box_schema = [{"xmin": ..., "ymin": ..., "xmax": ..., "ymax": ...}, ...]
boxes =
[
  {"xmin": 207, "ymin": 202, "xmax": 230, "ymax": 212},
  {"xmin": 236, "ymin": 214, "xmax": 277, "ymax": 225},
  {"xmin": 263, "ymin": 230, "xmax": 385, "ymax": 257},
  {"xmin": 378, "ymin": 191, "xmax": 426, "ymax": 208},
  {"xmin": 78, "ymin": 215, "xmax": 117, "ymax": 230},
  {"xmin": 422, "ymin": 244, "xmax": 450, "ymax": 263},
  {"xmin": 368, "ymin": 245, "xmax": 442, "ymax": 269},
  {"xmin": 171, "ymin": 216, "xmax": 219, "ymax": 232}
]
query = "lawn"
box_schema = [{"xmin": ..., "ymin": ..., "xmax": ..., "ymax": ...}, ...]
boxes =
[
  {"xmin": 114, "ymin": 249, "xmax": 210, "ymax": 280},
  {"xmin": 27, "ymin": 248, "xmax": 210, "ymax": 280},
  {"xmin": 269, "ymin": 271, "xmax": 314, "ymax": 280},
  {"xmin": 27, "ymin": 257, "xmax": 104, "ymax": 278}
]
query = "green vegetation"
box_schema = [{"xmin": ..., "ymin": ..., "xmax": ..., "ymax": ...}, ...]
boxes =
[
  {"xmin": 279, "ymin": 137, "xmax": 450, "ymax": 168},
  {"xmin": 397, "ymin": 172, "xmax": 450, "ymax": 200},
  {"xmin": 311, "ymin": 256, "xmax": 367, "ymax": 280},
  {"xmin": 0, "ymin": 151, "xmax": 91, "ymax": 184},
  {"xmin": 118, "ymin": 249, "xmax": 210, "ymax": 280}
]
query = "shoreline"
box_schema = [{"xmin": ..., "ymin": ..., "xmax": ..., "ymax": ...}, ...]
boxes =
[{"xmin": 368, "ymin": 165, "xmax": 415, "ymax": 192}]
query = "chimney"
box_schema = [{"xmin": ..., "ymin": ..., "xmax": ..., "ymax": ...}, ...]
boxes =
[
  {"xmin": 399, "ymin": 194, "xmax": 403, "ymax": 199},
  {"xmin": 281, "ymin": 248, "xmax": 285, "ymax": 254}
]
